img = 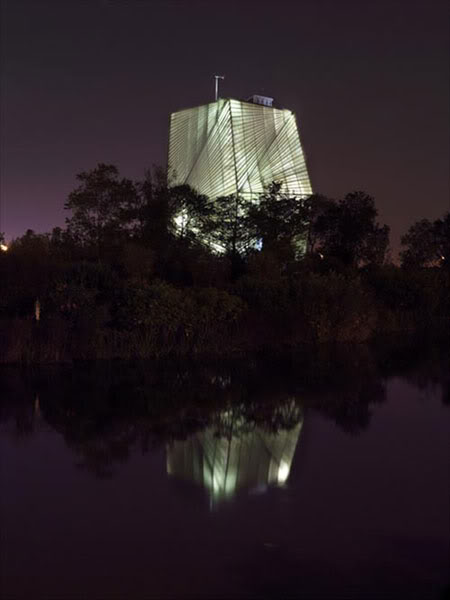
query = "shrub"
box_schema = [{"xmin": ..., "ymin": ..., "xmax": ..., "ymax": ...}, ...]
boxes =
[{"xmin": 294, "ymin": 272, "xmax": 376, "ymax": 342}]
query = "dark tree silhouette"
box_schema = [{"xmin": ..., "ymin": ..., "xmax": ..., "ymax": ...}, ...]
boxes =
[
  {"xmin": 249, "ymin": 182, "xmax": 309, "ymax": 259},
  {"xmin": 312, "ymin": 191, "xmax": 390, "ymax": 266},
  {"xmin": 400, "ymin": 213, "xmax": 449, "ymax": 269},
  {"xmin": 205, "ymin": 194, "xmax": 257, "ymax": 277},
  {"xmin": 1, "ymin": 160, "xmax": 448, "ymax": 363},
  {"xmin": 135, "ymin": 169, "xmax": 211, "ymax": 248},
  {"xmin": 305, "ymin": 193, "xmax": 336, "ymax": 254},
  {"xmin": 65, "ymin": 163, "xmax": 139, "ymax": 253}
]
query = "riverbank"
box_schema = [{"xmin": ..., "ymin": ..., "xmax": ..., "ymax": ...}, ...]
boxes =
[
  {"xmin": 1, "ymin": 248, "xmax": 449, "ymax": 365},
  {"xmin": 0, "ymin": 302, "xmax": 448, "ymax": 365}
]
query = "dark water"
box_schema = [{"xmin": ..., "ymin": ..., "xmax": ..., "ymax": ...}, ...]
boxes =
[{"xmin": 1, "ymin": 345, "xmax": 449, "ymax": 599}]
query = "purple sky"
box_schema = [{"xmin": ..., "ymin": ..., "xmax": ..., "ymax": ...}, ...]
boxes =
[{"xmin": 1, "ymin": 0, "xmax": 449, "ymax": 254}]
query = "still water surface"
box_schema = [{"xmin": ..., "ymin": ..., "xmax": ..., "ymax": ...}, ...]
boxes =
[{"xmin": 0, "ymin": 351, "xmax": 449, "ymax": 599}]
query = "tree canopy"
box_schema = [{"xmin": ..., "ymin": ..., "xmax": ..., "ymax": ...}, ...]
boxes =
[
  {"xmin": 2, "ymin": 162, "xmax": 449, "ymax": 363},
  {"xmin": 311, "ymin": 191, "xmax": 390, "ymax": 267},
  {"xmin": 65, "ymin": 163, "xmax": 138, "ymax": 252},
  {"xmin": 401, "ymin": 213, "xmax": 449, "ymax": 269},
  {"xmin": 249, "ymin": 182, "xmax": 309, "ymax": 259},
  {"xmin": 61, "ymin": 164, "xmax": 395, "ymax": 272}
]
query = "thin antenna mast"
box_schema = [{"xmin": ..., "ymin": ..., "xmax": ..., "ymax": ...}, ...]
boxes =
[{"xmin": 214, "ymin": 75, "xmax": 225, "ymax": 101}]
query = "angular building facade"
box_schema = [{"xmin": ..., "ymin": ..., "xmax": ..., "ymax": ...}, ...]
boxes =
[{"xmin": 168, "ymin": 96, "xmax": 312, "ymax": 202}]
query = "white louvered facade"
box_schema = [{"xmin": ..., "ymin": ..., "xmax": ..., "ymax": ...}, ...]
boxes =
[{"xmin": 168, "ymin": 98, "xmax": 312, "ymax": 201}]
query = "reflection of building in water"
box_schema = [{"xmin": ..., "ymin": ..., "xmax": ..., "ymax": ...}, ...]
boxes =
[{"xmin": 166, "ymin": 414, "xmax": 302, "ymax": 504}]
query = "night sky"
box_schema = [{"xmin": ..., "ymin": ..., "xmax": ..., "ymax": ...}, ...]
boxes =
[{"xmin": 1, "ymin": 0, "xmax": 449, "ymax": 255}]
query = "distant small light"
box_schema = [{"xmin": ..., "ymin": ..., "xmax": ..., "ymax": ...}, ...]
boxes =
[
  {"xmin": 318, "ymin": 252, "xmax": 324, "ymax": 259},
  {"xmin": 0, "ymin": 244, "xmax": 8, "ymax": 252},
  {"xmin": 441, "ymin": 255, "xmax": 445, "ymax": 261}
]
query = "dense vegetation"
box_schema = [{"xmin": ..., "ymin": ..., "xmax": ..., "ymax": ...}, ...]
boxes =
[{"xmin": 0, "ymin": 164, "xmax": 448, "ymax": 363}]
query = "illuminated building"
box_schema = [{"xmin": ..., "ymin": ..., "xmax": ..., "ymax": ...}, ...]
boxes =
[{"xmin": 168, "ymin": 95, "xmax": 312, "ymax": 203}]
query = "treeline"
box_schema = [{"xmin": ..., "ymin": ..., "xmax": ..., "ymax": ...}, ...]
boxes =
[{"xmin": 0, "ymin": 163, "xmax": 449, "ymax": 363}]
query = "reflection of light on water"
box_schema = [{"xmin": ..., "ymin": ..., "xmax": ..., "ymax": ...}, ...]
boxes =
[
  {"xmin": 166, "ymin": 411, "xmax": 303, "ymax": 506},
  {"xmin": 277, "ymin": 460, "xmax": 290, "ymax": 484}
]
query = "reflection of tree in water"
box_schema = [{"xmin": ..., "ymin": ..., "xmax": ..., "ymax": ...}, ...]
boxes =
[
  {"xmin": 66, "ymin": 399, "xmax": 303, "ymax": 481},
  {"xmin": 1, "ymin": 340, "xmax": 447, "ymax": 478},
  {"xmin": 291, "ymin": 344, "xmax": 387, "ymax": 435},
  {"xmin": 372, "ymin": 335, "xmax": 450, "ymax": 407},
  {"xmin": 2, "ymin": 364, "xmax": 304, "ymax": 479},
  {"xmin": 0, "ymin": 368, "xmax": 41, "ymax": 439},
  {"xmin": 167, "ymin": 401, "xmax": 302, "ymax": 504},
  {"xmin": 305, "ymin": 377, "xmax": 386, "ymax": 435}
]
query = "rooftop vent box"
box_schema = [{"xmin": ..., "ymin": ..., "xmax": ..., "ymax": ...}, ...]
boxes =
[{"xmin": 247, "ymin": 94, "xmax": 274, "ymax": 107}]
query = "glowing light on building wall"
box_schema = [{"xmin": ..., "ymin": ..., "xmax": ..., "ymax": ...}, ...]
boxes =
[
  {"xmin": 0, "ymin": 244, "xmax": 8, "ymax": 252},
  {"xmin": 168, "ymin": 97, "xmax": 312, "ymax": 202}
]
